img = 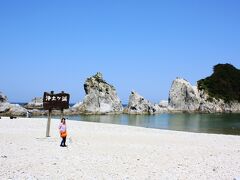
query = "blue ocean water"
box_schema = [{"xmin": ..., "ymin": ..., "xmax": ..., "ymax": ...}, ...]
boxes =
[{"xmin": 42, "ymin": 113, "xmax": 240, "ymax": 135}]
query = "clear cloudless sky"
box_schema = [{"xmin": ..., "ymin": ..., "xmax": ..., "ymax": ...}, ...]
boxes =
[{"xmin": 0, "ymin": 0, "xmax": 240, "ymax": 103}]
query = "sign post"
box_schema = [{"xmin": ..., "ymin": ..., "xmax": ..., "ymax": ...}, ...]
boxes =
[
  {"xmin": 43, "ymin": 91, "xmax": 70, "ymax": 137},
  {"xmin": 46, "ymin": 109, "xmax": 52, "ymax": 137},
  {"xmin": 60, "ymin": 91, "xmax": 64, "ymax": 120}
]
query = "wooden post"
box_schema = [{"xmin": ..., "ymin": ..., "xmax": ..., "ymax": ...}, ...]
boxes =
[
  {"xmin": 46, "ymin": 91, "xmax": 54, "ymax": 137},
  {"xmin": 60, "ymin": 108, "xmax": 64, "ymax": 120},
  {"xmin": 60, "ymin": 91, "xmax": 64, "ymax": 120},
  {"xmin": 46, "ymin": 109, "xmax": 52, "ymax": 137}
]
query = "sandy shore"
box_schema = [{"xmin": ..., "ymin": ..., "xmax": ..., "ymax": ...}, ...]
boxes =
[{"xmin": 0, "ymin": 117, "xmax": 240, "ymax": 180}]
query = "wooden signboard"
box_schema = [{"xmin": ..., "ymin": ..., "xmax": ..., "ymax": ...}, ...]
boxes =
[
  {"xmin": 43, "ymin": 91, "xmax": 70, "ymax": 110},
  {"xmin": 43, "ymin": 91, "xmax": 70, "ymax": 137}
]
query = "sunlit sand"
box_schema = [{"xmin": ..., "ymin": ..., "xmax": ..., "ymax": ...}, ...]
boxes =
[{"xmin": 0, "ymin": 117, "xmax": 240, "ymax": 179}]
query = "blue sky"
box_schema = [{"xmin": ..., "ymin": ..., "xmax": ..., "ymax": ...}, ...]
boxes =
[{"xmin": 0, "ymin": 0, "xmax": 240, "ymax": 103}]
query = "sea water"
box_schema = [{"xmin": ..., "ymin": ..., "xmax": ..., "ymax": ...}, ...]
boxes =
[{"xmin": 36, "ymin": 113, "xmax": 240, "ymax": 135}]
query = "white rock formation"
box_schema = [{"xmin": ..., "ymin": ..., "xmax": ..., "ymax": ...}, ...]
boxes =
[
  {"xmin": 7, "ymin": 104, "xmax": 28, "ymax": 116},
  {"xmin": 62, "ymin": 101, "xmax": 83, "ymax": 115},
  {"xmin": 159, "ymin": 100, "xmax": 168, "ymax": 108},
  {"xmin": 168, "ymin": 78, "xmax": 240, "ymax": 113},
  {"xmin": 0, "ymin": 92, "xmax": 8, "ymax": 103},
  {"xmin": 0, "ymin": 92, "xmax": 28, "ymax": 116},
  {"xmin": 77, "ymin": 72, "xmax": 123, "ymax": 114},
  {"xmin": 125, "ymin": 91, "xmax": 167, "ymax": 114},
  {"xmin": 0, "ymin": 102, "xmax": 10, "ymax": 113},
  {"xmin": 169, "ymin": 78, "xmax": 200, "ymax": 111},
  {"xmin": 72, "ymin": 101, "xmax": 83, "ymax": 108},
  {"xmin": 25, "ymin": 97, "xmax": 43, "ymax": 109},
  {"xmin": 198, "ymin": 90, "xmax": 240, "ymax": 113}
]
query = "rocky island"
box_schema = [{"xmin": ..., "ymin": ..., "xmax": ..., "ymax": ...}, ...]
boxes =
[
  {"xmin": 124, "ymin": 91, "xmax": 168, "ymax": 114},
  {"xmin": 169, "ymin": 64, "xmax": 240, "ymax": 113},
  {"xmin": 0, "ymin": 92, "xmax": 27, "ymax": 116},
  {"xmin": 70, "ymin": 72, "xmax": 123, "ymax": 114}
]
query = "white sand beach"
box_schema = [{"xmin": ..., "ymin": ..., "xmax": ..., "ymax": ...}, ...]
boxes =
[{"xmin": 0, "ymin": 117, "xmax": 240, "ymax": 180}]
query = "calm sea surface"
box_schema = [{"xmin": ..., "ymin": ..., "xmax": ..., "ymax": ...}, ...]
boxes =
[{"xmin": 36, "ymin": 113, "xmax": 240, "ymax": 135}]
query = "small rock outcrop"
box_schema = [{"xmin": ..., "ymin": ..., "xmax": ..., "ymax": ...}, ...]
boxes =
[
  {"xmin": 125, "ymin": 91, "xmax": 167, "ymax": 114},
  {"xmin": 76, "ymin": 72, "xmax": 123, "ymax": 114},
  {"xmin": 62, "ymin": 102, "xmax": 83, "ymax": 115},
  {"xmin": 25, "ymin": 97, "xmax": 43, "ymax": 109},
  {"xmin": 72, "ymin": 101, "xmax": 83, "ymax": 108},
  {"xmin": 7, "ymin": 104, "xmax": 28, "ymax": 116},
  {"xmin": 168, "ymin": 78, "xmax": 200, "ymax": 112},
  {"xmin": 159, "ymin": 100, "xmax": 168, "ymax": 108},
  {"xmin": 0, "ymin": 102, "xmax": 10, "ymax": 114},
  {"xmin": 0, "ymin": 92, "xmax": 8, "ymax": 103},
  {"xmin": 0, "ymin": 92, "xmax": 28, "ymax": 116}
]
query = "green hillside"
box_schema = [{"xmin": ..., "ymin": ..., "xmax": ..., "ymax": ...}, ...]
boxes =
[{"xmin": 197, "ymin": 64, "xmax": 240, "ymax": 102}]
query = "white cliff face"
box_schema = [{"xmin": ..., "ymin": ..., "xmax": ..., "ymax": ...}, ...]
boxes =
[
  {"xmin": 168, "ymin": 78, "xmax": 240, "ymax": 113},
  {"xmin": 126, "ymin": 91, "xmax": 167, "ymax": 114},
  {"xmin": 198, "ymin": 90, "xmax": 240, "ymax": 113},
  {"xmin": 169, "ymin": 78, "xmax": 200, "ymax": 111},
  {"xmin": 0, "ymin": 92, "xmax": 28, "ymax": 116},
  {"xmin": 227, "ymin": 102, "xmax": 240, "ymax": 112},
  {"xmin": 77, "ymin": 72, "xmax": 123, "ymax": 114}
]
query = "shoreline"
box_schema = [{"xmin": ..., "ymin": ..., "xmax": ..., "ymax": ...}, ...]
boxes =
[
  {"xmin": 2, "ymin": 113, "xmax": 240, "ymax": 136},
  {"xmin": 1, "ymin": 117, "xmax": 240, "ymax": 179}
]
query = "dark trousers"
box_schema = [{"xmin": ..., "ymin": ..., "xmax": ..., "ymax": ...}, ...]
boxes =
[{"xmin": 61, "ymin": 137, "xmax": 66, "ymax": 146}]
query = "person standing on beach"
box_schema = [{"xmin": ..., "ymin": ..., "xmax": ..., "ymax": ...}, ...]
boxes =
[
  {"xmin": 59, "ymin": 118, "xmax": 67, "ymax": 147},
  {"xmin": 59, "ymin": 118, "xmax": 63, "ymax": 129}
]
